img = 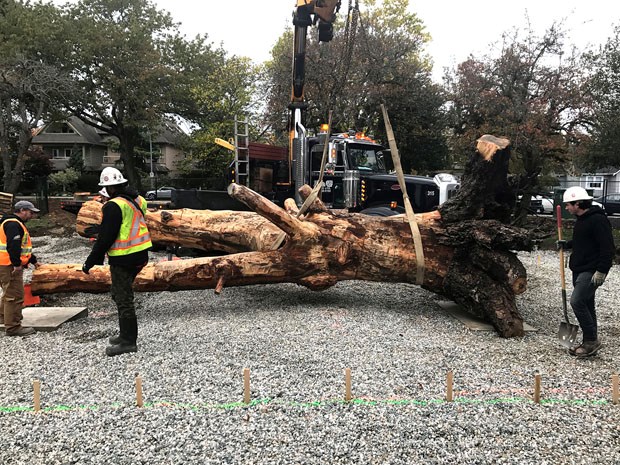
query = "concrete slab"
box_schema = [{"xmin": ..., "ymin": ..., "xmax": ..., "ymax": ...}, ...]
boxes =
[
  {"xmin": 2, "ymin": 307, "xmax": 88, "ymax": 332},
  {"xmin": 437, "ymin": 301, "xmax": 537, "ymax": 332}
]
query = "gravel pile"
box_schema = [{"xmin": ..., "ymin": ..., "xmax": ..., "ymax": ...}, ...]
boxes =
[{"xmin": 1, "ymin": 233, "xmax": 620, "ymax": 464}]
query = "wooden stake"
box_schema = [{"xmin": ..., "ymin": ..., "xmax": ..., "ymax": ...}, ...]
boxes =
[
  {"xmin": 243, "ymin": 368, "xmax": 251, "ymax": 404},
  {"xmin": 446, "ymin": 370, "xmax": 454, "ymax": 402},
  {"xmin": 33, "ymin": 379, "xmax": 41, "ymax": 412},
  {"xmin": 612, "ymin": 373, "xmax": 619, "ymax": 405},
  {"xmin": 135, "ymin": 375, "xmax": 143, "ymax": 407},
  {"xmin": 345, "ymin": 368, "xmax": 352, "ymax": 402},
  {"xmin": 533, "ymin": 373, "xmax": 541, "ymax": 404}
]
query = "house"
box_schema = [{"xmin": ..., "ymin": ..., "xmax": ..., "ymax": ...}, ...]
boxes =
[
  {"xmin": 557, "ymin": 167, "xmax": 620, "ymax": 197},
  {"xmin": 32, "ymin": 116, "xmax": 186, "ymax": 176},
  {"xmin": 31, "ymin": 117, "xmax": 108, "ymax": 172}
]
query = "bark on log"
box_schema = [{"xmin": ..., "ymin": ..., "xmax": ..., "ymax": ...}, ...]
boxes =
[
  {"xmin": 33, "ymin": 135, "xmax": 535, "ymax": 337},
  {"xmin": 76, "ymin": 202, "xmax": 283, "ymax": 253}
]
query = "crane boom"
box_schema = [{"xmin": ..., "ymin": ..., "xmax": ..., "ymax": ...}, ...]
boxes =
[{"xmin": 288, "ymin": 1, "xmax": 341, "ymax": 202}]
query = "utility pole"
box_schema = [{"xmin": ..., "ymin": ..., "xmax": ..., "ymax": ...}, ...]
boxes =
[{"xmin": 149, "ymin": 131, "xmax": 155, "ymax": 190}]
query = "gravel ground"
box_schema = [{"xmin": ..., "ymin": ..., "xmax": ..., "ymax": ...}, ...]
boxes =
[{"xmin": 1, "ymin": 233, "xmax": 620, "ymax": 464}]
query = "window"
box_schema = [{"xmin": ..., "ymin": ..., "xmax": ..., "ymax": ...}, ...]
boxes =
[
  {"xmin": 51, "ymin": 147, "xmax": 74, "ymax": 159},
  {"xmin": 586, "ymin": 176, "xmax": 603, "ymax": 190},
  {"xmin": 45, "ymin": 122, "xmax": 75, "ymax": 134},
  {"xmin": 346, "ymin": 144, "xmax": 385, "ymax": 173}
]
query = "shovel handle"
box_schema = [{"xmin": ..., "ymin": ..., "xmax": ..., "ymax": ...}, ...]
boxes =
[
  {"xmin": 556, "ymin": 205, "xmax": 565, "ymax": 288},
  {"xmin": 556, "ymin": 205, "xmax": 569, "ymax": 320}
]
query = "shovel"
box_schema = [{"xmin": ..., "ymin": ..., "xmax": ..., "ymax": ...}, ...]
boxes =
[{"xmin": 556, "ymin": 205, "xmax": 579, "ymax": 348}]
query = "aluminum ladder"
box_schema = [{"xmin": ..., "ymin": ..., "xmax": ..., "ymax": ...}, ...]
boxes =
[{"xmin": 234, "ymin": 117, "xmax": 250, "ymax": 186}]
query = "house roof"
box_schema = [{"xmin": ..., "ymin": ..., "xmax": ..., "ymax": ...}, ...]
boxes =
[
  {"xmin": 150, "ymin": 119, "xmax": 185, "ymax": 145},
  {"xmin": 590, "ymin": 167, "xmax": 620, "ymax": 176},
  {"xmin": 33, "ymin": 116, "xmax": 185, "ymax": 147},
  {"xmin": 32, "ymin": 116, "xmax": 107, "ymax": 146}
]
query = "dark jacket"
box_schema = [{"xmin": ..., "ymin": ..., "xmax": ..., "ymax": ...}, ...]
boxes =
[
  {"xmin": 0, "ymin": 214, "xmax": 37, "ymax": 267},
  {"xmin": 84, "ymin": 187, "xmax": 150, "ymax": 269},
  {"xmin": 567, "ymin": 206, "xmax": 615, "ymax": 274}
]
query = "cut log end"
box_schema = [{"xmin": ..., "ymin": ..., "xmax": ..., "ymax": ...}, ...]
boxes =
[{"xmin": 476, "ymin": 134, "xmax": 510, "ymax": 161}]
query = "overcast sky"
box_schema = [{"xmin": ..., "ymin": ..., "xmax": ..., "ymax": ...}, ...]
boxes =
[
  {"xmin": 152, "ymin": 0, "xmax": 620, "ymax": 80},
  {"xmin": 52, "ymin": 1, "xmax": 620, "ymax": 81}
]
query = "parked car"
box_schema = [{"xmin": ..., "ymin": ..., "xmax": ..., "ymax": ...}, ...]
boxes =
[
  {"xmin": 595, "ymin": 193, "xmax": 620, "ymax": 215},
  {"xmin": 531, "ymin": 195, "xmax": 553, "ymax": 214},
  {"xmin": 145, "ymin": 186, "xmax": 176, "ymax": 200},
  {"xmin": 522, "ymin": 195, "xmax": 553, "ymax": 214}
]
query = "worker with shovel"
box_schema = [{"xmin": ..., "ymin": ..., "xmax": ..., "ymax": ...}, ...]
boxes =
[{"xmin": 557, "ymin": 186, "xmax": 615, "ymax": 357}]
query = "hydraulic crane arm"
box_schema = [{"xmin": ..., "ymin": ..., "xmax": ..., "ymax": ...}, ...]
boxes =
[
  {"xmin": 290, "ymin": 0, "xmax": 340, "ymax": 108},
  {"xmin": 287, "ymin": 1, "xmax": 341, "ymax": 200}
]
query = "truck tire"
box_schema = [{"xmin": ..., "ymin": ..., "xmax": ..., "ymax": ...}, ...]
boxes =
[
  {"xmin": 359, "ymin": 207, "xmax": 400, "ymax": 217},
  {"xmin": 146, "ymin": 193, "xmax": 155, "ymax": 200}
]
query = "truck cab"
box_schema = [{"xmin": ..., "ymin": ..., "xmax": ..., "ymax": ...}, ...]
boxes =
[{"xmin": 304, "ymin": 132, "xmax": 457, "ymax": 213}]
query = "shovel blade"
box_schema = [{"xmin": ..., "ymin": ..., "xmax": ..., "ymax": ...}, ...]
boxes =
[{"xmin": 558, "ymin": 322, "xmax": 579, "ymax": 348}]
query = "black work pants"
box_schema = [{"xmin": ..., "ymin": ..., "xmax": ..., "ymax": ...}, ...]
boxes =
[
  {"xmin": 110, "ymin": 264, "xmax": 142, "ymax": 341},
  {"xmin": 570, "ymin": 271, "xmax": 597, "ymax": 341}
]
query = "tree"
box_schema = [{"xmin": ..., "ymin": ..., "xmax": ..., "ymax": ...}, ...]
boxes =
[
  {"xmin": 36, "ymin": 136, "xmax": 536, "ymax": 338},
  {"xmin": 179, "ymin": 55, "xmax": 259, "ymax": 181},
  {"xmin": 67, "ymin": 144, "xmax": 84, "ymax": 173},
  {"xmin": 260, "ymin": 0, "xmax": 449, "ymax": 174},
  {"xmin": 444, "ymin": 23, "xmax": 592, "ymax": 223},
  {"xmin": 61, "ymin": 0, "xmax": 223, "ymax": 191},
  {"xmin": 0, "ymin": 0, "xmax": 73, "ymax": 193},
  {"xmin": 23, "ymin": 146, "xmax": 53, "ymax": 178},
  {"xmin": 580, "ymin": 25, "xmax": 620, "ymax": 170},
  {"xmin": 49, "ymin": 167, "xmax": 80, "ymax": 195}
]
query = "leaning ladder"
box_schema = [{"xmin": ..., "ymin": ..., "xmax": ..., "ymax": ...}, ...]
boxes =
[{"xmin": 234, "ymin": 117, "xmax": 250, "ymax": 186}]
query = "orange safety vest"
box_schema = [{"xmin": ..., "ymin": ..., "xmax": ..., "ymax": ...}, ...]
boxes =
[{"xmin": 0, "ymin": 218, "xmax": 32, "ymax": 266}]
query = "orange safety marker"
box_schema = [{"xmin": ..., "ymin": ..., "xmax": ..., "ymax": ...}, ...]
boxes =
[
  {"xmin": 612, "ymin": 373, "xmax": 619, "ymax": 405},
  {"xmin": 24, "ymin": 284, "xmax": 40, "ymax": 306}
]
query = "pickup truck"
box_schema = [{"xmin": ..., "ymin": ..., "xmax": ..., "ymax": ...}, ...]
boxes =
[
  {"xmin": 60, "ymin": 192, "xmax": 95, "ymax": 214},
  {"xmin": 60, "ymin": 192, "xmax": 171, "ymax": 214}
]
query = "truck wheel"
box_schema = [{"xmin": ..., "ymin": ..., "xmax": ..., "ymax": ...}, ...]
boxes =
[
  {"xmin": 146, "ymin": 193, "xmax": 155, "ymax": 200},
  {"xmin": 360, "ymin": 207, "xmax": 399, "ymax": 217}
]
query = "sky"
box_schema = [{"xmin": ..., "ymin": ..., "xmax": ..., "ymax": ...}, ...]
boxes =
[
  {"xmin": 148, "ymin": 0, "xmax": 620, "ymax": 81},
  {"xmin": 50, "ymin": 0, "xmax": 620, "ymax": 81}
]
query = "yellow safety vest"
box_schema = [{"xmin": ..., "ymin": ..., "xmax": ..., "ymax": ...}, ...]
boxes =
[
  {"xmin": 0, "ymin": 218, "xmax": 32, "ymax": 266},
  {"xmin": 107, "ymin": 196, "xmax": 152, "ymax": 256}
]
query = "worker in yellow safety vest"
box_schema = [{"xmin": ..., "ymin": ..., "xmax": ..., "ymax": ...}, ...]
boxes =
[
  {"xmin": 82, "ymin": 167, "xmax": 152, "ymax": 356},
  {"xmin": 0, "ymin": 200, "xmax": 41, "ymax": 336}
]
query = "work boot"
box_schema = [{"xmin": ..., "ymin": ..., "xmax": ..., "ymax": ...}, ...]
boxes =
[
  {"xmin": 108, "ymin": 334, "xmax": 123, "ymax": 345},
  {"xmin": 6, "ymin": 327, "xmax": 36, "ymax": 337},
  {"xmin": 569, "ymin": 339, "xmax": 602, "ymax": 357},
  {"xmin": 105, "ymin": 341, "xmax": 137, "ymax": 357}
]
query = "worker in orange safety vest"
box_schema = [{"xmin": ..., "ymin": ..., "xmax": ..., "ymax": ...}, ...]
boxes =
[{"xmin": 0, "ymin": 200, "xmax": 41, "ymax": 336}]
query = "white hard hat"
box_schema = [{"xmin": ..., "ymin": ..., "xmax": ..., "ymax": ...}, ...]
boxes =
[
  {"xmin": 98, "ymin": 167, "xmax": 127, "ymax": 186},
  {"xmin": 563, "ymin": 186, "xmax": 592, "ymax": 203}
]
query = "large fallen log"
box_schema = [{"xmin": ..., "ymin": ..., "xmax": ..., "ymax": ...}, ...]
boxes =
[
  {"xmin": 76, "ymin": 203, "xmax": 282, "ymax": 254},
  {"xmin": 33, "ymin": 135, "xmax": 535, "ymax": 337}
]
